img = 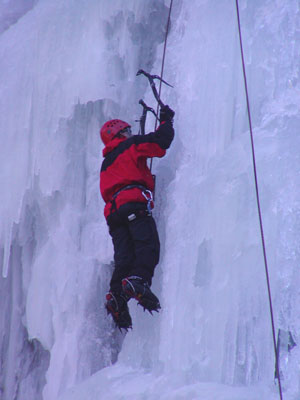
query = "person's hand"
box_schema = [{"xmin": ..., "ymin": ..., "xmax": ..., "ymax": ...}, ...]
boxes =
[{"xmin": 160, "ymin": 105, "xmax": 175, "ymax": 122}]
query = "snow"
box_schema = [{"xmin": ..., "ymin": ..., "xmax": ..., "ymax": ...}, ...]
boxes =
[
  {"xmin": 58, "ymin": 363, "xmax": 279, "ymax": 400},
  {"xmin": 1, "ymin": 0, "xmax": 300, "ymax": 399}
]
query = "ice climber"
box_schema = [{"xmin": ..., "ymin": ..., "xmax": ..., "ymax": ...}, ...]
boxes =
[{"xmin": 99, "ymin": 105, "xmax": 175, "ymax": 330}]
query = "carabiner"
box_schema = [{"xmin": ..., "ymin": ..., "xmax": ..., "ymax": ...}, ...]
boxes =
[{"xmin": 142, "ymin": 190, "xmax": 153, "ymax": 215}]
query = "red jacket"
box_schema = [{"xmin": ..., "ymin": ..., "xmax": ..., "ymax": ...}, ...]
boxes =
[{"xmin": 100, "ymin": 121, "xmax": 174, "ymax": 219}]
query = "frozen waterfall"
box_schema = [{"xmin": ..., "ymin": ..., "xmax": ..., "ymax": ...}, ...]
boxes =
[{"xmin": 1, "ymin": 0, "xmax": 300, "ymax": 399}]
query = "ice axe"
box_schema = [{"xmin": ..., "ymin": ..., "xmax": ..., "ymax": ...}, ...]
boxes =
[
  {"xmin": 136, "ymin": 100, "xmax": 158, "ymax": 136},
  {"xmin": 136, "ymin": 69, "xmax": 173, "ymax": 135}
]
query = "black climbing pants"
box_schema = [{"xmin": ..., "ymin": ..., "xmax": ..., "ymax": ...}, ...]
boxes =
[{"xmin": 108, "ymin": 215, "xmax": 160, "ymax": 293}]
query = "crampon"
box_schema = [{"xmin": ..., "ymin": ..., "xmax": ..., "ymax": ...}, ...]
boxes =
[
  {"xmin": 122, "ymin": 276, "xmax": 161, "ymax": 314},
  {"xmin": 105, "ymin": 292, "xmax": 132, "ymax": 331}
]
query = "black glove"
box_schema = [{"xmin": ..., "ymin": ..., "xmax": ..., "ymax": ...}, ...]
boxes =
[{"xmin": 160, "ymin": 105, "xmax": 175, "ymax": 122}]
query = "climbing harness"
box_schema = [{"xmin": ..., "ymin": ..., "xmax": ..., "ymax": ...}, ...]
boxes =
[
  {"xmin": 111, "ymin": 184, "xmax": 149, "ymax": 201},
  {"xmin": 235, "ymin": 1, "xmax": 283, "ymax": 399},
  {"xmin": 110, "ymin": 184, "xmax": 153, "ymax": 217}
]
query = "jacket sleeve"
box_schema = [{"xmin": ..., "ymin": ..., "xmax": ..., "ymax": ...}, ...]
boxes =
[{"xmin": 131, "ymin": 121, "xmax": 175, "ymax": 158}]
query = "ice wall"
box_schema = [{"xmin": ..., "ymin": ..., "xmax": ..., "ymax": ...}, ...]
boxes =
[
  {"xmin": 0, "ymin": 0, "xmax": 37, "ymax": 34},
  {"xmin": 0, "ymin": 1, "xmax": 169, "ymax": 398},
  {"xmin": 1, "ymin": 0, "xmax": 300, "ymax": 399}
]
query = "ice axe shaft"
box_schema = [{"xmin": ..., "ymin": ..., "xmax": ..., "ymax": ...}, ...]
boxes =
[
  {"xmin": 139, "ymin": 100, "xmax": 158, "ymax": 117},
  {"xmin": 137, "ymin": 100, "xmax": 158, "ymax": 135},
  {"xmin": 136, "ymin": 69, "xmax": 173, "ymax": 108}
]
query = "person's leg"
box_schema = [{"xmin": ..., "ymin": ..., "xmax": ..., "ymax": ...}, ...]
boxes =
[
  {"xmin": 127, "ymin": 215, "xmax": 160, "ymax": 285},
  {"xmin": 121, "ymin": 215, "xmax": 161, "ymax": 312},
  {"xmin": 106, "ymin": 224, "xmax": 134, "ymax": 329},
  {"xmin": 109, "ymin": 224, "xmax": 135, "ymax": 293}
]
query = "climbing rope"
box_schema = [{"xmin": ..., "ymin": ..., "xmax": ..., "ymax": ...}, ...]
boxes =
[
  {"xmin": 234, "ymin": 1, "xmax": 283, "ymax": 399},
  {"xmin": 150, "ymin": 0, "xmax": 174, "ymax": 171}
]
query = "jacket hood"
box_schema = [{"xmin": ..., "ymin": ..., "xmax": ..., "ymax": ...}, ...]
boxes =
[{"xmin": 102, "ymin": 136, "xmax": 127, "ymax": 157}]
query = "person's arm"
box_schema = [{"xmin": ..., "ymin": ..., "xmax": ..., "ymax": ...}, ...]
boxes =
[{"xmin": 131, "ymin": 106, "xmax": 175, "ymax": 158}]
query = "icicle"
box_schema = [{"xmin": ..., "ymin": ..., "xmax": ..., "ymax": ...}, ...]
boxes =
[
  {"xmin": 275, "ymin": 329, "xmax": 297, "ymax": 380},
  {"xmin": 2, "ymin": 223, "xmax": 12, "ymax": 278}
]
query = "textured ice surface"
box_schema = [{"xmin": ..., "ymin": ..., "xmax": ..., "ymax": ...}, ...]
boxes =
[
  {"xmin": 0, "ymin": 0, "xmax": 38, "ymax": 34},
  {"xmin": 58, "ymin": 364, "xmax": 279, "ymax": 400},
  {"xmin": 1, "ymin": 0, "xmax": 300, "ymax": 399}
]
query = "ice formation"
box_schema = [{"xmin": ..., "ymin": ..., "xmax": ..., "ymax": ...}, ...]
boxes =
[{"xmin": 1, "ymin": 0, "xmax": 300, "ymax": 399}]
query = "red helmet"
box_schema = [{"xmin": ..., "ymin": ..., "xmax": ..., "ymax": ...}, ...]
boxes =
[{"xmin": 100, "ymin": 119, "xmax": 131, "ymax": 145}]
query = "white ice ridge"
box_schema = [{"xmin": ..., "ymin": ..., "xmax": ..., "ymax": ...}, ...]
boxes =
[{"xmin": 1, "ymin": 0, "xmax": 300, "ymax": 399}]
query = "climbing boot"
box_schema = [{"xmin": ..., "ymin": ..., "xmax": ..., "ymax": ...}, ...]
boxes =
[
  {"xmin": 122, "ymin": 276, "xmax": 161, "ymax": 313},
  {"xmin": 105, "ymin": 292, "xmax": 132, "ymax": 331}
]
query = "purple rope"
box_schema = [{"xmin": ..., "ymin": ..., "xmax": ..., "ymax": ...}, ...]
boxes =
[
  {"xmin": 150, "ymin": 0, "xmax": 173, "ymax": 171},
  {"xmin": 235, "ymin": 1, "xmax": 283, "ymax": 398}
]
